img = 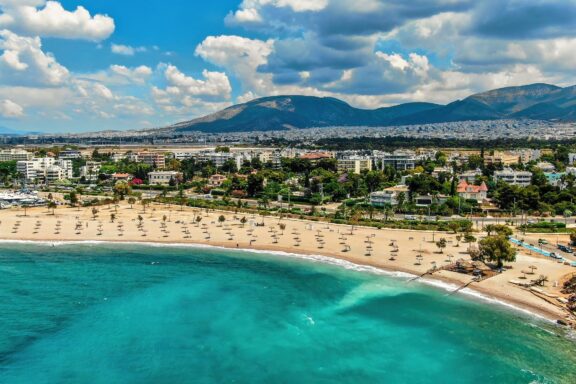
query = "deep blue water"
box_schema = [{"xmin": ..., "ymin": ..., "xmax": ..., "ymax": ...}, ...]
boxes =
[{"xmin": 0, "ymin": 242, "xmax": 575, "ymax": 383}]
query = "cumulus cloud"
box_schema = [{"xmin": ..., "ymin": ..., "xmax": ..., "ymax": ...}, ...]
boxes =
[
  {"xmin": 0, "ymin": 29, "xmax": 69, "ymax": 87},
  {"xmin": 0, "ymin": 99, "xmax": 24, "ymax": 117},
  {"xmin": 111, "ymin": 44, "xmax": 147, "ymax": 56},
  {"xmin": 0, "ymin": 0, "xmax": 115, "ymax": 41},
  {"xmin": 151, "ymin": 64, "xmax": 233, "ymax": 116},
  {"xmin": 195, "ymin": 35, "xmax": 274, "ymax": 94}
]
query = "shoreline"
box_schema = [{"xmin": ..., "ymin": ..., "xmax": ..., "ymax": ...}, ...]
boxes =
[
  {"xmin": 0, "ymin": 237, "xmax": 558, "ymax": 324},
  {"xmin": 0, "ymin": 203, "xmax": 573, "ymax": 327}
]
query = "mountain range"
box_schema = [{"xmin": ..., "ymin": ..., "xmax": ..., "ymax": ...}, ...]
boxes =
[{"xmin": 162, "ymin": 83, "xmax": 576, "ymax": 134}]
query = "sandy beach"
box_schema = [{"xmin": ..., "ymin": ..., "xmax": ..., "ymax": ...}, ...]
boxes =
[{"xmin": 1, "ymin": 201, "xmax": 575, "ymax": 324}]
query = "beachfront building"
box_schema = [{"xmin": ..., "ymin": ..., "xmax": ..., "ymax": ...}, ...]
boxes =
[
  {"xmin": 370, "ymin": 185, "xmax": 409, "ymax": 207},
  {"xmin": 337, "ymin": 156, "xmax": 372, "ymax": 174},
  {"xmin": 569, "ymin": 153, "xmax": 576, "ymax": 165},
  {"xmin": 493, "ymin": 168, "xmax": 532, "ymax": 186},
  {"xmin": 457, "ymin": 180, "xmax": 488, "ymax": 202},
  {"xmin": 377, "ymin": 150, "xmax": 416, "ymax": 171},
  {"xmin": 0, "ymin": 149, "xmax": 33, "ymax": 162},
  {"xmin": 138, "ymin": 151, "xmax": 166, "ymax": 169},
  {"xmin": 17, "ymin": 158, "xmax": 73, "ymax": 182},
  {"xmin": 148, "ymin": 171, "xmax": 182, "ymax": 186}
]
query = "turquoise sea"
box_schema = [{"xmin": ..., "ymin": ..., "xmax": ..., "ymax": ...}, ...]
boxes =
[{"xmin": 0, "ymin": 242, "xmax": 575, "ymax": 383}]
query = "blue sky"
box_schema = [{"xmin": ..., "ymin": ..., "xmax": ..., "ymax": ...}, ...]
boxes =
[{"xmin": 1, "ymin": 0, "xmax": 575, "ymax": 133}]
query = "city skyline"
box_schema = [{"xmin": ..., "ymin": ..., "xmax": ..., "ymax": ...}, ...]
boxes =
[{"xmin": 1, "ymin": 0, "xmax": 575, "ymax": 133}]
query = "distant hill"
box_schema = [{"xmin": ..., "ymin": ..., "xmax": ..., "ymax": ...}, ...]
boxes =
[{"xmin": 161, "ymin": 83, "xmax": 576, "ymax": 133}]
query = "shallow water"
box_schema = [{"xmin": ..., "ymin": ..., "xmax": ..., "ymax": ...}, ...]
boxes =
[{"xmin": 0, "ymin": 243, "xmax": 575, "ymax": 383}]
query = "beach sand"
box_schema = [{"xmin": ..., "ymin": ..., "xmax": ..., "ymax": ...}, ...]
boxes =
[{"xmin": 1, "ymin": 202, "xmax": 574, "ymax": 323}]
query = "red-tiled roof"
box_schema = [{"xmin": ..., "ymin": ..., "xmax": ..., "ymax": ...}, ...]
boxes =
[
  {"xmin": 300, "ymin": 153, "xmax": 331, "ymax": 160},
  {"xmin": 457, "ymin": 180, "xmax": 488, "ymax": 193}
]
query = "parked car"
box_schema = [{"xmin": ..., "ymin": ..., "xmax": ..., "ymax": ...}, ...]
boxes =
[{"xmin": 538, "ymin": 239, "xmax": 548, "ymax": 245}]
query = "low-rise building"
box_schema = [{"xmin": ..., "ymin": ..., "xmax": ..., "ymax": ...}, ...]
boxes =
[
  {"xmin": 378, "ymin": 150, "xmax": 416, "ymax": 171},
  {"xmin": 370, "ymin": 185, "xmax": 409, "ymax": 207},
  {"xmin": 17, "ymin": 158, "xmax": 72, "ymax": 182},
  {"xmin": 138, "ymin": 151, "xmax": 166, "ymax": 169},
  {"xmin": 494, "ymin": 168, "xmax": 532, "ymax": 186},
  {"xmin": 535, "ymin": 162, "xmax": 555, "ymax": 172},
  {"xmin": 459, "ymin": 169, "xmax": 483, "ymax": 183},
  {"xmin": 148, "ymin": 171, "xmax": 182, "ymax": 186},
  {"xmin": 80, "ymin": 161, "xmax": 101, "ymax": 180},
  {"xmin": 337, "ymin": 156, "xmax": 372, "ymax": 174},
  {"xmin": 457, "ymin": 180, "xmax": 488, "ymax": 202},
  {"xmin": 0, "ymin": 149, "xmax": 33, "ymax": 162},
  {"xmin": 545, "ymin": 172, "xmax": 565, "ymax": 187},
  {"xmin": 209, "ymin": 174, "xmax": 227, "ymax": 187},
  {"xmin": 59, "ymin": 150, "xmax": 82, "ymax": 159}
]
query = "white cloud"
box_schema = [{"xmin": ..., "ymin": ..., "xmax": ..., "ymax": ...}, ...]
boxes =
[
  {"xmin": 0, "ymin": 99, "xmax": 24, "ymax": 117},
  {"xmin": 195, "ymin": 35, "xmax": 274, "ymax": 96},
  {"xmin": 151, "ymin": 64, "xmax": 233, "ymax": 117},
  {"xmin": 0, "ymin": 0, "xmax": 115, "ymax": 41},
  {"xmin": 0, "ymin": 29, "xmax": 69, "ymax": 87},
  {"xmin": 110, "ymin": 65, "xmax": 152, "ymax": 84},
  {"xmin": 111, "ymin": 44, "xmax": 147, "ymax": 56},
  {"xmin": 163, "ymin": 64, "xmax": 232, "ymax": 100}
]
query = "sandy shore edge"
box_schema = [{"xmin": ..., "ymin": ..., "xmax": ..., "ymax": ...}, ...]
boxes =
[{"xmin": 0, "ymin": 237, "xmax": 561, "ymax": 324}]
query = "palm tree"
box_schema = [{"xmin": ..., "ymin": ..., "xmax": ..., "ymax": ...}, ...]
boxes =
[
  {"xmin": 240, "ymin": 216, "xmax": 247, "ymax": 227},
  {"xmin": 128, "ymin": 197, "xmax": 136, "ymax": 209},
  {"xmin": 91, "ymin": 207, "xmax": 99, "ymax": 220},
  {"xmin": 218, "ymin": 215, "xmax": 226, "ymax": 227},
  {"xmin": 110, "ymin": 213, "xmax": 116, "ymax": 223}
]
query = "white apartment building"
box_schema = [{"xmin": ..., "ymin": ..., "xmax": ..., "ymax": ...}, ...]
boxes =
[
  {"xmin": 494, "ymin": 168, "xmax": 533, "ymax": 186},
  {"xmin": 370, "ymin": 186, "xmax": 409, "ymax": 207},
  {"xmin": 199, "ymin": 151, "xmax": 247, "ymax": 169},
  {"xmin": 337, "ymin": 156, "xmax": 372, "ymax": 174},
  {"xmin": 569, "ymin": 153, "xmax": 576, "ymax": 165},
  {"xmin": 377, "ymin": 151, "xmax": 417, "ymax": 171},
  {"xmin": 0, "ymin": 149, "xmax": 33, "ymax": 162},
  {"xmin": 148, "ymin": 171, "xmax": 182, "ymax": 186},
  {"xmin": 80, "ymin": 161, "xmax": 101, "ymax": 180},
  {"xmin": 17, "ymin": 158, "xmax": 72, "ymax": 182}
]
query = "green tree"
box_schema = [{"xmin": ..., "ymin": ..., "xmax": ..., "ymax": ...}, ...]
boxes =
[
  {"xmin": 479, "ymin": 235, "xmax": 517, "ymax": 270},
  {"xmin": 47, "ymin": 201, "xmax": 57, "ymax": 215},
  {"xmin": 484, "ymin": 224, "xmax": 513, "ymax": 237},
  {"xmin": 436, "ymin": 238, "xmax": 447, "ymax": 253}
]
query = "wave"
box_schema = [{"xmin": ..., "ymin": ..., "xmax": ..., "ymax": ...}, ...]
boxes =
[{"xmin": 0, "ymin": 239, "xmax": 556, "ymax": 324}]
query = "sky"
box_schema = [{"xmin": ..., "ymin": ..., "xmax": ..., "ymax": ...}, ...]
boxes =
[{"xmin": 0, "ymin": 0, "xmax": 575, "ymax": 133}]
